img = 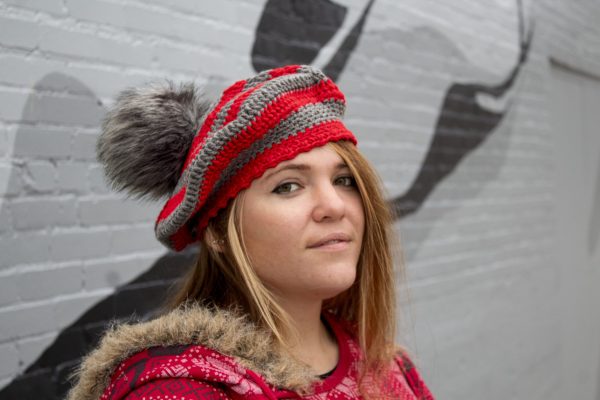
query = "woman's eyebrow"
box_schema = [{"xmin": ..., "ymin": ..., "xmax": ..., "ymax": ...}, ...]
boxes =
[
  {"xmin": 263, "ymin": 162, "xmax": 348, "ymax": 181},
  {"xmin": 263, "ymin": 164, "xmax": 309, "ymax": 181}
]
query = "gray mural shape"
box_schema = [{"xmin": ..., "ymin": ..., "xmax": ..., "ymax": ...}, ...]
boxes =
[
  {"xmin": 0, "ymin": 73, "xmax": 197, "ymax": 399},
  {"xmin": 2, "ymin": 1, "xmax": 536, "ymax": 398}
]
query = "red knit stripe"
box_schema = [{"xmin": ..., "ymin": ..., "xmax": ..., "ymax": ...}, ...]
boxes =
[
  {"xmin": 268, "ymin": 64, "xmax": 302, "ymax": 78},
  {"xmin": 170, "ymin": 221, "xmax": 193, "ymax": 251},
  {"xmin": 157, "ymin": 185, "xmax": 193, "ymax": 250},
  {"xmin": 223, "ymin": 80, "xmax": 266, "ymax": 127},
  {"xmin": 156, "ymin": 185, "xmax": 186, "ymax": 224},
  {"xmin": 220, "ymin": 78, "xmax": 248, "ymax": 101},
  {"xmin": 200, "ymin": 79, "xmax": 247, "ymax": 138},
  {"xmin": 193, "ymin": 120, "xmax": 356, "ymax": 235},
  {"xmin": 193, "ymin": 80, "xmax": 344, "ymax": 211}
]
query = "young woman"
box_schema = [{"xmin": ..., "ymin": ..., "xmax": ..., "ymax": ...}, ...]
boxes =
[{"xmin": 67, "ymin": 65, "xmax": 434, "ymax": 400}]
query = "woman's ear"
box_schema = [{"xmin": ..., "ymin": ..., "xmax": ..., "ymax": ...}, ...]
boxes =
[{"xmin": 204, "ymin": 226, "xmax": 225, "ymax": 253}]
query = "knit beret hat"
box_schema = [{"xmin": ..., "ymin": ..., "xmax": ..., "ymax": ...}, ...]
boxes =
[{"xmin": 98, "ymin": 65, "xmax": 357, "ymax": 251}]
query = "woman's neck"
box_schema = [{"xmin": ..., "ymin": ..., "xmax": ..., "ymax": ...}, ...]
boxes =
[{"xmin": 278, "ymin": 298, "xmax": 339, "ymax": 375}]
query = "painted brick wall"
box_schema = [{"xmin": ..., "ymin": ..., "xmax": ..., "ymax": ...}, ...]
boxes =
[{"xmin": 0, "ymin": 0, "xmax": 599, "ymax": 399}]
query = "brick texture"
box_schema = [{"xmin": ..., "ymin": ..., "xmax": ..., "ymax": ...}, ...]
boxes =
[{"xmin": 0, "ymin": 1, "xmax": 599, "ymax": 399}]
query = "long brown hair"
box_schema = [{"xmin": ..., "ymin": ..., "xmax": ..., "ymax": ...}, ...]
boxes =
[{"xmin": 167, "ymin": 140, "xmax": 401, "ymax": 381}]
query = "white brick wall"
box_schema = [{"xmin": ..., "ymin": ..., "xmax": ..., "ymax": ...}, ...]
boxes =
[{"xmin": 0, "ymin": 0, "xmax": 599, "ymax": 399}]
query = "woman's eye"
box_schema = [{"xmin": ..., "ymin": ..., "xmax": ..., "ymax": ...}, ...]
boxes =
[
  {"xmin": 335, "ymin": 176, "xmax": 356, "ymax": 187},
  {"xmin": 273, "ymin": 182, "xmax": 301, "ymax": 194}
]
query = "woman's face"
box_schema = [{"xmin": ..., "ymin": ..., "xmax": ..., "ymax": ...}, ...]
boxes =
[{"xmin": 240, "ymin": 144, "xmax": 365, "ymax": 303}]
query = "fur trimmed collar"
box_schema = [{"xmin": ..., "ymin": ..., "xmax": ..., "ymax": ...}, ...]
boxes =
[{"xmin": 66, "ymin": 305, "xmax": 319, "ymax": 400}]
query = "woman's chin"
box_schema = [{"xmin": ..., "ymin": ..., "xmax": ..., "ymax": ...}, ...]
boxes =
[{"xmin": 310, "ymin": 273, "xmax": 357, "ymax": 300}]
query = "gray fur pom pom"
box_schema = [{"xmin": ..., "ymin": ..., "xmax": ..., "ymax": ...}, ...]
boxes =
[{"xmin": 97, "ymin": 82, "xmax": 212, "ymax": 200}]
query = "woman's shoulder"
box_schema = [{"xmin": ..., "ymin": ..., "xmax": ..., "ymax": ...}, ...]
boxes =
[
  {"xmin": 66, "ymin": 305, "xmax": 320, "ymax": 399},
  {"xmin": 65, "ymin": 306, "xmax": 242, "ymax": 399},
  {"xmin": 98, "ymin": 342, "xmax": 247, "ymax": 399},
  {"xmin": 392, "ymin": 350, "xmax": 435, "ymax": 400}
]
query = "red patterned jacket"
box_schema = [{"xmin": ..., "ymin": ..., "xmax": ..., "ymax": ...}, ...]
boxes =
[{"xmin": 67, "ymin": 306, "xmax": 434, "ymax": 400}]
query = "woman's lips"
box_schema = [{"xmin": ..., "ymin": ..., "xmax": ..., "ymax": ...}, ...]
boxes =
[
  {"xmin": 307, "ymin": 233, "xmax": 351, "ymax": 249},
  {"xmin": 311, "ymin": 239, "xmax": 351, "ymax": 251}
]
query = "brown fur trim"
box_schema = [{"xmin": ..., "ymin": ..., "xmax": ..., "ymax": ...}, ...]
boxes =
[{"xmin": 66, "ymin": 305, "xmax": 318, "ymax": 400}]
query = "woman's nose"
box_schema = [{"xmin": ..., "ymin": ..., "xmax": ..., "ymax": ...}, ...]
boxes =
[{"xmin": 311, "ymin": 181, "xmax": 346, "ymax": 222}]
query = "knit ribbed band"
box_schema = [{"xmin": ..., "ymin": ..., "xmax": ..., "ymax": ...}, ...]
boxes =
[{"xmin": 155, "ymin": 65, "xmax": 357, "ymax": 251}]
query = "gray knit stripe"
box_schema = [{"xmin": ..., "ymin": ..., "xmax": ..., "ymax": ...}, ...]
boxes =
[
  {"xmin": 209, "ymin": 98, "xmax": 235, "ymax": 136},
  {"xmin": 298, "ymin": 65, "xmax": 327, "ymax": 80},
  {"xmin": 243, "ymin": 69, "xmax": 272, "ymax": 91},
  {"xmin": 156, "ymin": 70, "xmax": 329, "ymax": 240},
  {"xmin": 210, "ymin": 69, "xmax": 275, "ymax": 134},
  {"xmin": 209, "ymin": 100, "xmax": 345, "ymax": 197}
]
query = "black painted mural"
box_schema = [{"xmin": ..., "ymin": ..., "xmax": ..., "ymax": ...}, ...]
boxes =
[
  {"xmin": 253, "ymin": 0, "xmax": 376, "ymax": 82},
  {"xmin": 392, "ymin": 19, "xmax": 533, "ymax": 218},
  {"xmin": 0, "ymin": 1, "xmax": 534, "ymax": 398}
]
